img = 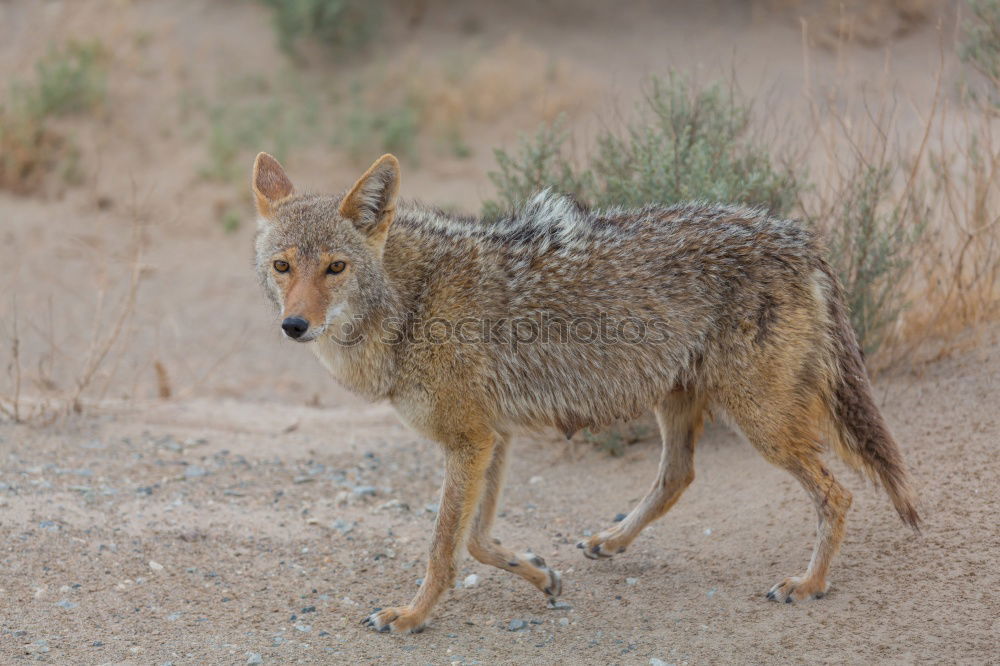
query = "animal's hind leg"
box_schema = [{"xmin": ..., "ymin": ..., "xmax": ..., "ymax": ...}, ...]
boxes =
[
  {"xmin": 577, "ymin": 390, "xmax": 705, "ymax": 560},
  {"xmin": 727, "ymin": 395, "xmax": 852, "ymax": 602},
  {"xmin": 466, "ymin": 434, "xmax": 562, "ymax": 603}
]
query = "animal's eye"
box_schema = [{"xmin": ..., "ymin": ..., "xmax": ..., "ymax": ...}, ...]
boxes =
[
  {"xmin": 328, "ymin": 261, "xmax": 346, "ymax": 275},
  {"xmin": 273, "ymin": 260, "xmax": 290, "ymax": 273}
]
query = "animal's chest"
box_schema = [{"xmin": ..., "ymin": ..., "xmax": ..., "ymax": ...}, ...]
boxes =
[{"xmin": 311, "ymin": 337, "xmax": 386, "ymax": 401}]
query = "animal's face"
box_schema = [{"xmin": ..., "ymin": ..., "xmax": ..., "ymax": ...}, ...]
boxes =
[{"xmin": 252, "ymin": 153, "xmax": 400, "ymax": 342}]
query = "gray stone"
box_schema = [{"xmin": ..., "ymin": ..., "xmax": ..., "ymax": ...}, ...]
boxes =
[{"xmin": 184, "ymin": 466, "xmax": 207, "ymax": 479}]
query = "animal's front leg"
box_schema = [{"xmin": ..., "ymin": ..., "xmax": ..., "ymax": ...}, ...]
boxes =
[{"xmin": 363, "ymin": 433, "xmax": 494, "ymax": 633}]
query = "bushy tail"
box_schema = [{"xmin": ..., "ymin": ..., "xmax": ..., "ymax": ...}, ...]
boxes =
[{"xmin": 822, "ymin": 266, "xmax": 921, "ymax": 531}]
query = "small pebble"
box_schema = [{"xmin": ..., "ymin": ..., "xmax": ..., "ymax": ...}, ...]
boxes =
[
  {"xmin": 246, "ymin": 653, "xmax": 264, "ymax": 665},
  {"xmin": 558, "ymin": 617, "xmax": 570, "ymax": 626},
  {"xmin": 507, "ymin": 619, "xmax": 527, "ymax": 631},
  {"xmin": 149, "ymin": 560, "xmax": 164, "ymax": 571},
  {"xmin": 352, "ymin": 485, "xmax": 377, "ymax": 497},
  {"xmin": 613, "ymin": 513, "xmax": 627, "ymax": 522},
  {"xmin": 529, "ymin": 476, "xmax": 544, "ymax": 484},
  {"xmin": 295, "ymin": 624, "xmax": 311, "ymax": 633},
  {"xmin": 376, "ymin": 499, "xmax": 409, "ymax": 512},
  {"xmin": 650, "ymin": 659, "xmax": 670, "ymax": 666},
  {"xmin": 704, "ymin": 528, "xmax": 712, "ymax": 536},
  {"xmin": 331, "ymin": 519, "xmax": 355, "ymax": 534},
  {"xmin": 463, "ymin": 574, "xmax": 479, "ymax": 588},
  {"xmin": 54, "ymin": 599, "xmax": 78, "ymax": 609},
  {"xmin": 184, "ymin": 466, "xmax": 207, "ymax": 479},
  {"xmin": 626, "ymin": 577, "xmax": 638, "ymax": 586}
]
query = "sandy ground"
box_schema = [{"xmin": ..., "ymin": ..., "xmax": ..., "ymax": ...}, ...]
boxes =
[
  {"xmin": 1, "ymin": 333, "xmax": 997, "ymax": 664},
  {"xmin": 1, "ymin": 1, "xmax": 998, "ymax": 664}
]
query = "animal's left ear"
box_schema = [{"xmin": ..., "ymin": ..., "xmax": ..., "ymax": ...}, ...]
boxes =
[
  {"xmin": 252, "ymin": 152, "xmax": 294, "ymax": 219},
  {"xmin": 339, "ymin": 154, "xmax": 400, "ymax": 249}
]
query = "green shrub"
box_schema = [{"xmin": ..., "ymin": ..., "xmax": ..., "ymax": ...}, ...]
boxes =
[
  {"xmin": 338, "ymin": 89, "xmax": 420, "ymax": 163},
  {"xmin": 483, "ymin": 120, "xmax": 591, "ymax": 219},
  {"xmin": 960, "ymin": 0, "xmax": 1000, "ymax": 87},
  {"xmin": 0, "ymin": 41, "xmax": 107, "ymax": 193},
  {"xmin": 806, "ymin": 164, "xmax": 925, "ymax": 358},
  {"xmin": 22, "ymin": 41, "xmax": 107, "ymax": 117},
  {"xmin": 201, "ymin": 100, "xmax": 302, "ymax": 182},
  {"xmin": 483, "ymin": 73, "xmax": 802, "ymax": 217},
  {"xmin": 260, "ymin": 0, "xmax": 382, "ymax": 57},
  {"xmin": 197, "ymin": 76, "xmax": 319, "ymax": 183}
]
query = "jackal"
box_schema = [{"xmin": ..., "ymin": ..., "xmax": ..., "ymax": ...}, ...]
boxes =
[{"xmin": 252, "ymin": 152, "xmax": 919, "ymax": 633}]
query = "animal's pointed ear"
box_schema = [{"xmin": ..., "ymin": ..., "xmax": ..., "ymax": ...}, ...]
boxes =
[
  {"xmin": 339, "ymin": 154, "xmax": 400, "ymax": 247},
  {"xmin": 252, "ymin": 152, "xmax": 294, "ymax": 218}
]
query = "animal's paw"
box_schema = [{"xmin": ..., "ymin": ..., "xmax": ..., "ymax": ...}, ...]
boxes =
[
  {"xmin": 361, "ymin": 606, "xmax": 427, "ymax": 634},
  {"xmin": 522, "ymin": 552, "xmax": 563, "ymax": 601},
  {"xmin": 576, "ymin": 529, "xmax": 627, "ymax": 560},
  {"xmin": 766, "ymin": 576, "xmax": 829, "ymax": 603}
]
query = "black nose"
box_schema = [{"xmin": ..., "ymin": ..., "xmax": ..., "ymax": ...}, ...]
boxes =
[{"xmin": 281, "ymin": 316, "xmax": 309, "ymax": 339}]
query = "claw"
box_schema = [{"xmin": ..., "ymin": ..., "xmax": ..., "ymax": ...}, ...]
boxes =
[{"xmin": 542, "ymin": 568, "xmax": 562, "ymax": 598}]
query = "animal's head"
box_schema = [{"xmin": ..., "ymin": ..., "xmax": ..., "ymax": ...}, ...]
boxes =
[{"xmin": 252, "ymin": 152, "xmax": 400, "ymax": 342}]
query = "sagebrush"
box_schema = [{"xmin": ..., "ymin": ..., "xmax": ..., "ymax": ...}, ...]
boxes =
[
  {"xmin": 260, "ymin": 0, "xmax": 382, "ymax": 57},
  {"xmin": 0, "ymin": 41, "xmax": 107, "ymax": 194},
  {"xmin": 484, "ymin": 74, "xmax": 802, "ymax": 218},
  {"xmin": 960, "ymin": 0, "xmax": 1000, "ymax": 99}
]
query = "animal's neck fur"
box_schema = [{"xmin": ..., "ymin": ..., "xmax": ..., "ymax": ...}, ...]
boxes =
[{"xmin": 312, "ymin": 265, "xmax": 402, "ymax": 401}]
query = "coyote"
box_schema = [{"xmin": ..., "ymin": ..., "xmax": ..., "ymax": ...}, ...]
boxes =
[{"xmin": 252, "ymin": 152, "xmax": 920, "ymax": 633}]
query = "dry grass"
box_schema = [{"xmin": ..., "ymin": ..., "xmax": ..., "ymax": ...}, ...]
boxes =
[
  {"xmin": 796, "ymin": 28, "xmax": 998, "ymax": 369},
  {"xmin": 900, "ymin": 104, "xmax": 1000, "ymax": 356},
  {"xmin": 0, "ymin": 112, "xmax": 70, "ymax": 195},
  {"xmin": 0, "ymin": 199, "xmax": 147, "ymax": 423}
]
